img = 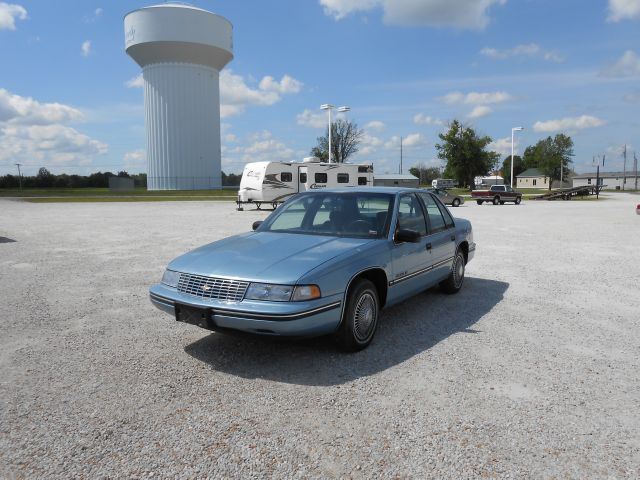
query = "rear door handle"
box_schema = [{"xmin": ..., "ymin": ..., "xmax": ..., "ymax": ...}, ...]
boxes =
[{"xmin": 426, "ymin": 243, "xmax": 432, "ymax": 250}]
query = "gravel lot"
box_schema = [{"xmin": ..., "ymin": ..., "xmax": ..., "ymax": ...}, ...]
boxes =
[{"xmin": 1, "ymin": 193, "xmax": 639, "ymax": 478}]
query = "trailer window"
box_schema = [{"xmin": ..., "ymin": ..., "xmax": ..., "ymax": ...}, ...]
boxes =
[
  {"xmin": 299, "ymin": 172, "xmax": 307, "ymax": 183},
  {"xmin": 358, "ymin": 166, "xmax": 372, "ymax": 173},
  {"xmin": 315, "ymin": 173, "xmax": 327, "ymax": 183},
  {"xmin": 358, "ymin": 177, "xmax": 367, "ymax": 185},
  {"xmin": 337, "ymin": 173, "xmax": 349, "ymax": 184},
  {"xmin": 281, "ymin": 172, "xmax": 292, "ymax": 182}
]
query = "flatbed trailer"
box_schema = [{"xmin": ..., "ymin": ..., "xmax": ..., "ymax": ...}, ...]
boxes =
[{"xmin": 533, "ymin": 185, "xmax": 605, "ymax": 200}]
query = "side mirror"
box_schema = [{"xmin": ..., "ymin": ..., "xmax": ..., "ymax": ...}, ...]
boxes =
[
  {"xmin": 395, "ymin": 228, "xmax": 421, "ymax": 243},
  {"xmin": 252, "ymin": 221, "xmax": 263, "ymax": 231}
]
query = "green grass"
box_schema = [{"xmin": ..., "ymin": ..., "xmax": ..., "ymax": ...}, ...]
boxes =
[{"xmin": 0, "ymin": 187, "xmax": 237, "ymax": 198}]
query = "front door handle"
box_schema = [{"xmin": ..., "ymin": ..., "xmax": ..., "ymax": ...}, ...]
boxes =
[
  {"xmin": 426, "ymin": 243, "xmax": 432, "ymax": 251},
  {"xmin": 450, "ymin": 235, "xmax": 456, "ymax": 242}
]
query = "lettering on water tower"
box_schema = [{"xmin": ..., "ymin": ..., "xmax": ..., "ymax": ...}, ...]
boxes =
[{"xmin": 125, "ymin": 27, "xmax": 136, "ymax": 46}]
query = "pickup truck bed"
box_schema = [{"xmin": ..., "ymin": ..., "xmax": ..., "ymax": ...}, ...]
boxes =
[{"xmin": 471, "ymin": 185, "xmax": 522, "ymax": 205}]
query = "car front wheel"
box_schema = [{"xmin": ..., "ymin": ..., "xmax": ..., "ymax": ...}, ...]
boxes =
[
  {"xmin": 493, "ymin": 196, "xmax": 500, "ymax": 205},
  {"xmin": 336, "ymin": 278, "xmax": 379, "ymax": 351},
  {"xmin": 476, "ymin": 200, "xmax": 483, "ymax": 205},
  {"xmin": 440, "ymin": 249, "xmax": 465, "ymax": 294},
  {"xmin": 515, "ymin": 196, "xmax": 522, "ymax": 205},
  {"xmin": 452, "ymin": 198, "xmax": 461, "ymax": 207}
]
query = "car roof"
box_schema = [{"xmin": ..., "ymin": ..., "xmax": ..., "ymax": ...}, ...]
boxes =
[{"xmin": 301, "ymin": 186, "xmax": 425, "ymax": 195}]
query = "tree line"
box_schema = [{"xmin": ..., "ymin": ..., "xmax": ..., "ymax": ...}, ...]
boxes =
[{"xmin": 0, "ymin": 168, "xmax": 242, "ymax": 189}]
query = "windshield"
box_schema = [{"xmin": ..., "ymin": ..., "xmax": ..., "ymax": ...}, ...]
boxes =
[{"xmin": 260, "ymin": 192, "xmax": 394, "ymax": 238}]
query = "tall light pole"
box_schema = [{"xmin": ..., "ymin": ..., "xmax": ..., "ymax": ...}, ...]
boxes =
[
  {"xmin": 320, "ymin": 104, "xmax": 350, "ymax": 163},
  {"xmin": 15, "ymin": 163, "xmax": 23, "ymax": 191},
  {"xmin": 511, "ymin": 127, "xmax": 524, "ymax": 187}
]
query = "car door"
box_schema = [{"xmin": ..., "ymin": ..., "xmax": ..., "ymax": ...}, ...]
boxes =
[
  {"xmin": 417, "ymin": 192, "xmax": 457, "ymax": 281},
  {"xmin": 388, "ymin": 193, "xmax": 432, "ymax": 302}
]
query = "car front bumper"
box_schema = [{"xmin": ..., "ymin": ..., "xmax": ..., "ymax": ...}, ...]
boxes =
[{"xmin": 149, "ymin": 283, "xmax": 343, "ymax": 337}]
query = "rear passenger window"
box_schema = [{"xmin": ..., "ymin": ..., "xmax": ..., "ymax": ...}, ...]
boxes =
[
  {"xmin": 418, "ymin": 193, "xmax": 448, "ymax": 233},
  {"xmin": 315, "ymin": 173, "xmax": 327, "ymax": 183},
  {"xmin": 281, "ymin": 172, "xmax": 292, "ymax": 182},
  {"xmin": 337, "ymin": 173, "xmax": 349, "ymax": 183}
]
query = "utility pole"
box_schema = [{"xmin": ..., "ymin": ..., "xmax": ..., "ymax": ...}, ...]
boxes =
[
  {"xmin": 634, "ymin": 152, "xmax": 638, "ymax": 190},
  {"xmin": 399, "ymin": 136, "xmax": 403, "ymax": 175},
  {"xmin": 623, "ymin": 144, "xmax": 627, "ymax": 190},
  {"xmin": 15, "ymin": 163, "xmax": 23, "ymax": 190}
]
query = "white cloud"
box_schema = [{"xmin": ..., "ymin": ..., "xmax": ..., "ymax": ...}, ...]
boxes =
[
  {"xmin": 320, "ymin": 0, "xmax": 506, "ymax": 29},
  {"xmin": 223, "ymin": 130, "xmax": 297, "ymax": 167},
  {"xmin": 125, "ymin": 74, "xmax": 144, "ymax": 88},
  {"xmin": 533, "ymin": 115, "xmax": 606, "ymax": 133},
  {"xmin": 489, "ymin": 137, "xmax": 519, "ymax": 156},
  {"xmin": 81, "ymin": 40, "xmax": 92, "ymax": 57},
  {"xmin": 123, "ymin": 149, "xmax": 145, "ymax": 172},
  {"xmin": 220, "ymin": 70, "xmax": 303, "ymax": 118},
  {"xmin": 480, "ymin": 43, "xmax": 564, "ymax": 62},
  {"xmin": 443, "ymin": 91, "xmax": 513, "ymax": 105},
  {"xmin": 467, "ymin": 105, "xmax": 492, "ymax": 119},
  {"xmin": 385, "ymin": 133, "xmax": 426, "ymax": 149},
  {"xmin": 0, "ymin": 88, "xmax": 83, "ymax": 124},
  {"xmin": 0, "ymin": 2, "xmax": 27, "ymax": 30},
  {"xmin": 413, "ymin": 113, "xmax": 442, "ymax": 125},
  {"xmin": 365, "ymin": 120, "xmax": 385, "ymax": 131},
  {"xmin": 95, "ymin": 7, "xmax": 103, "ymax": 17},
  {"xmin": 623, "ymin": 91, "xmax": 640, "ymax": 103},
  {"xmin": 607, "ymin": 0, "xmax": 640, "ymax": 21},
  {"xmin": 296, "ymin": 109, "xmax": 327, "ymax": 129},
  {"xmin": 602, "ymin": 50, "xmax": 640, "ymax": 77},
  {"xmin": 0, "ymin": 89, "xmax": 107, "ymax": 169},
  {"xmin": 258, "ymin": 75, "xmax": 303, "ymax": 94}
]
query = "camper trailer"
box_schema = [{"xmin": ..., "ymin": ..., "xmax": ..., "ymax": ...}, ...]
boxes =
[{"xmin": 237, "ymin": 158, "xmax": 374, "ymax": 210}]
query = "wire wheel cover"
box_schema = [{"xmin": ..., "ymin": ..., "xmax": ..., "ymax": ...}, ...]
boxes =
[{"xmin": 353, "ymin": 292, "xmax": 376, "ymax": 341}]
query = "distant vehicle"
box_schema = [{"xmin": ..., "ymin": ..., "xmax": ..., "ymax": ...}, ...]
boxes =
[
  {"xmin": 474, "ymin": 175, "xmax": 504, "ymax": 187},
  {"xmin": 431, "ymin": 178, "xmax": 458, "ymax": 189},
  {"xmin": 150, "ymin": 187, "xmax": 475, "ymax": 351},
  {"xmin": 237, "ymin": 158, "xmax": 374, "ymax": 210},
  {"xmin": 426, "ymin": 188, "xmax": 464, "ymax": 207},
  {"xmin": 636, "ymin": 204, "xmax": 640, "ymax": 215},
  {"xmin": 471, "ymin": 185, "xmax": 523, "ymax": 205}
]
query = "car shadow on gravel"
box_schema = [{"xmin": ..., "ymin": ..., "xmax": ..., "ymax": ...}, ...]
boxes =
[{"xmin": 184, "ymin": 277, "xmax": 508, "ymax": 386}]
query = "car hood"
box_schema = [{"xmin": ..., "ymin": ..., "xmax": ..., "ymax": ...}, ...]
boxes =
[{"xmin": 168, "ymin": 232, "xmax": 375, "ymax": 284}]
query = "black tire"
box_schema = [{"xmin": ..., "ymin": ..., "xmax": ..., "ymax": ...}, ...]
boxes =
[
  {"xmin": 452, "ymin": 198, "xmax": 461, "ymax": 207},
  {"xmin": 476, "ymin": 200, "xmax": 483, "ymax": 205},
  {"xmin": 440, "ymin": 249, "xmax": 465, "ymax": 294},
  {"xmin": 515, "ymin": 196, "xmax": 522, "ymax": 205},
  {"xmin": 335, "ymin": 279, "xmax": 380, "ymax": 352},
  {"xmin": 493, "ymin": 196, "xmax": 500, "ymax": 205},
  {"xmin": 256, "ymin": 202, "xmax": 262, "ymax": 210},
  {"xmin": 272, "ymin": 202, "xmax": 278, "ymax": 209},
  {"xmin": 499, "ymin": 201, "xmax": 505, "ymax": 205}
]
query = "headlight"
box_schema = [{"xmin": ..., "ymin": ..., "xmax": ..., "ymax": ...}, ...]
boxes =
[
  {"xmin": 292, "ymin": 285, "xmax": 321, "ymax": 301},
  {"xmin": 245, "ymin": 283, "xmax": 294, "ymax": 302},
  {"xmin": 161, "ymin": 269, "xmax": 180, "ymax": 288}
]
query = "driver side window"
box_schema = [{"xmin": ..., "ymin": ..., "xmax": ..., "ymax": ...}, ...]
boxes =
[{"xmin": 397, "ymin": 194, "xmax": 427, "ymax": 236}]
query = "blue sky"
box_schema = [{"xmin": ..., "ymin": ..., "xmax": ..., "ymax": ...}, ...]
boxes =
[{"xmin": 1, "ymin": 0, "xmax": 639, "ymax": 177}]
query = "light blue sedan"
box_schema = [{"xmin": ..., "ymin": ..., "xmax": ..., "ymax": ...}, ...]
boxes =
[{"xmin": 150, "ymin": 187, "xmax": 475, "ymax": 351}]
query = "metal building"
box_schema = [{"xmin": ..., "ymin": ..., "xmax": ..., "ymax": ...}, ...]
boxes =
[
  {"xmin": 124, "ymin": 3, "xmax": 233, "ymax": 190},
  {"xmin": 373, "ymin": 174, "xmax": 420, "ymax": 188}
]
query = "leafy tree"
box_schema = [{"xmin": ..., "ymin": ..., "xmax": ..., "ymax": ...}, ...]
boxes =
[
  {"xmin": 311, "ymin": 119, "xmax": 364, "ymax": 163},
  {"xmin": 408, "ymin": 165, "xmax": 442, "ymax": 186},
  {"xmin": 36, "ymin": 167, "xmax": 55, "ymax": 188},
  {"xmin": 435, "ymin": 120, "xmax": 499, "ymax": 189},
  {"xmin": 522, "ymin": 134, "xmax": 574, "ymax": 190},
  {"xmin": 117, "ymin": 170, "xmax": 130, "ymax": 177},
  {"xmin": 501, "ymin": 155, "xmax": 524, "ymax": 184}
]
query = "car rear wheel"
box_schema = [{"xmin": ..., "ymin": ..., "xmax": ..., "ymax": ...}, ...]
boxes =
[
  {"xmin": 515, "ymin": 196, "xmax": 522, "ymax": 205},
  {"xmin": 336, "ymin": 278, "xmax": 379, "ymax": 352},
  {"xmin": 499, "ymin": 201, "xmax": 505, "ymax": 205},
  {"xmin": 476, "ymin": 200, "xmax": 483, "ymax": 205},
  {"xmin": 493, "ymin": 196, "xmax": 500, "ymax": 205},
  {"xmin": 452, "ymin": 198, "xmax": 461, "ymax": 207},
  {"xmin": 440, "ymin": 249, "xmax": 465, "ymax": 294}
]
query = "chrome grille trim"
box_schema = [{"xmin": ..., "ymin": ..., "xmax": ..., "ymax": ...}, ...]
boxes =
[{"xmin": 177, "ymin": 273, "xmax": 249, "ymax": 302}]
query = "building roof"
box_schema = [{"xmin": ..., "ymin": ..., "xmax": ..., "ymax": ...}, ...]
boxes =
[
  {"xmin": 517, "ymin": 168, "xmax": 545, "ymax": 178},
  {"xmin": 572, "ymin": 171, "xmax": 639, "ymax": 179},
  {"xmin": 374, "ymin": 174, "xmax": 418, "ymax": 180}
]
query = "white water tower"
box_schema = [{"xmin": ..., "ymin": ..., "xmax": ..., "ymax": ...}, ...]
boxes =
[{"xmin": 124, "ymin": 3, "xmax": 233, "ymax": 190}]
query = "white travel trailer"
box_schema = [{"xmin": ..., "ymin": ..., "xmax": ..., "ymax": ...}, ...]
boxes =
[{"xmin": 237, "ymin": 158, "xmax": 374, "ymax": 210}]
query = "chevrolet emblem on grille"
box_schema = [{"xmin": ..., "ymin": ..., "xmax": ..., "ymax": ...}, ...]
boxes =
[{"xmin": 201, "ymin": 284, "xmax": 212, "ymax": 292}]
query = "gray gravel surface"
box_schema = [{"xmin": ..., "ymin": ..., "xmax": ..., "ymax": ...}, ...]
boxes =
[{"xmin": 1, "ymin": 193, "xmax": 639, "ymax": 478}]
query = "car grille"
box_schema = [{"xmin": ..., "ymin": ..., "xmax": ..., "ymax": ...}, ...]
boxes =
[{"xmin": 177, "ymin": 274, "xmax": 249, "ymax": 302}]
